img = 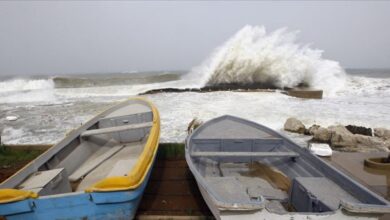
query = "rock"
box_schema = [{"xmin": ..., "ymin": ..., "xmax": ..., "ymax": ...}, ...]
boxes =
[
  {"xmin": 187, "ymin": 118, "xmax": 203, "ymax": 134},
  {"xmin": 355, "ymin": 134, "xmax": 387, "ymax": 151},
  {"xmin": 345, "ymin": 125, "xmax": 372, "ymax": 136},
  {"xmin": 312, "ymin": 127, "xmax": 331, "ymax": 143},
  {"xmin": 306, "ymin": 124, "xmax": 320, "ymax": 135},
  {"xmin": 385, "ymin": 140, "xmax": 390, "ymax": 149},
  {"xmin": 306, "ymin": 124, "xmax": 390, "ymax": 152},
  {"xmin": 328, "ymin": 125, "xmax": 356, "ymax": 148},
  {"xmin": 284, "ymin": 118, "xmax": 306, "ymax": 134},
  {"xmin": 374, "ymin": 128, "xmax": 390, "ymax": 140}
]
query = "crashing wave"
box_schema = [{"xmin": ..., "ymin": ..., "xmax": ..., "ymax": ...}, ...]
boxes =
[
  {"xmin": 188, "ymin": 25, "xmax": 346, "ymax": 96},
  {"xmin": 0, "ymin": 78, "xmax": 55, "ymax": 93}
]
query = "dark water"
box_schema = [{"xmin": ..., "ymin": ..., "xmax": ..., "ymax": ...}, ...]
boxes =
[
  {"xmin": 346, "ymin": 68, "xmax": 390, "ymax": 78},
  {"xmin": 52, "ymin": 71, "xmax": 183, "ymax": 88},
  {"xmin": 0, "ymin": 70, "xmax": 185, "ymax": 88}
]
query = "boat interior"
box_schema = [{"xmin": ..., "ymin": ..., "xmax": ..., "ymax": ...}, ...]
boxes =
[
  {"xmin": 2, "ymin": 100, "xmax": 154, "ymax": 197},
  {"xmin": 187, "ymin": 116, "xmax": 390, "ymax": 214}
]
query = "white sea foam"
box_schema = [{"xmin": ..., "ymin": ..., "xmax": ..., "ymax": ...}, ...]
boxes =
[
  {"xmin": 1, "ymin": 127, "xmax": 32, "ymax": 144},
  {"xmin": 187, "ymin": 25, "xmax": 346, "ymax": 96},
  {"xmin": 0, "ymin": 78, "xmax": 55, "ymax": 93},
  {"xmin": 340, "ymin": 75, "xmax": 390, "ymax": 96},
  {"xmin": 146, "ymin": 91, "xmax": 390, "ymax": 143},
  {"xmin": 0, "ymin": 89, "xmax": 57, "ymax": 104}
]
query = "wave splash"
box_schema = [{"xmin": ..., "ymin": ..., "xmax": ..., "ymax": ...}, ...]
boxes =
[{"xmin": 188, "ymin": 25, "xmax": 346, "ymax": 95}]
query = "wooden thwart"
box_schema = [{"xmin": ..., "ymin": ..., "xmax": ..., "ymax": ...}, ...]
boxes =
[
  {"xmin": 81, "ymin": 122, "xmax": 153, "ymax": 137},
  {"xmin": 190, "ymin": 151, "xmax": 299, "ymax": 158}
]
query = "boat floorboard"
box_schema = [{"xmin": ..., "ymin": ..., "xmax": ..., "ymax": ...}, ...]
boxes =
[
  {"xmin": 136, "ymin": 157, "xmax": 214, "ymax": 218},
  {"xmin": 76, "ymin": 141, "xmax": 144, "ymax": 191}
]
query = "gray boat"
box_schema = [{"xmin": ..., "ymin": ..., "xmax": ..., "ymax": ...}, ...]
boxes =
[{"xmin": 185, "ymin": 115, "xmax": 390, "ymax": 220}]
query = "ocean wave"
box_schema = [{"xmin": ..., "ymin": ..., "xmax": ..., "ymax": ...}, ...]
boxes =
[
  {"xmin": 0, "ymin": 72, "xmax": 182, "ymax": 95},
  {"xmin": 341, "ymin": 75, "xmax": 390, "ymax": 96},
  {"xmin": 0, "ymin": 78, "xmax": 55, "ymax": 93},
  {"xmin": 187, "ymin": 25, "xmax": 347, "ymax": 96},
  {"xmin": 52, "ymin": 72, "xmax": 181, "ymax": 88}
]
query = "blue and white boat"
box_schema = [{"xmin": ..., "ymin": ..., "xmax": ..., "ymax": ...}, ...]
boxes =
[{"xmin": 0, "ymin": 97, "xmax": 160, "ymax": 220}]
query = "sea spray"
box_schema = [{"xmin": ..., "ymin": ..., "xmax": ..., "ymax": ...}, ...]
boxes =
[{"xmin": 187, "ymin": 25, "xmax": 346, "ymax": 96}]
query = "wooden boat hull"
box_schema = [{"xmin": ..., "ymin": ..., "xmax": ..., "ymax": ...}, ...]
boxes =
[{"xmin": 0, "ymin": 97, "xmax": 160, "ymax": 219}]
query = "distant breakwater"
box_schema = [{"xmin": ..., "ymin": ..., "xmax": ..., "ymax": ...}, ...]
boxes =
[
  {"xmin": 139, "ymin": 83, "xmax": 279, "ymax": 95},
  {"xmin": 139, "ymin": 83, "xmax": 322, "ymax": 99},
  {"xmin": 139, "ymin": 87, "xmax": 276, "ymax": 95}
]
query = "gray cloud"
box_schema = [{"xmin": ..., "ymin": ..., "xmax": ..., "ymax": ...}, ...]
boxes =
[{"xmin": 0, "ymin": 1, "xmax": 389, "ymax": 75}]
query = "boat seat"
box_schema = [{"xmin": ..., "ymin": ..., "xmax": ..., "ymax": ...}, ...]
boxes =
[
  {"xmin": 81, "ymin": 122, "xmax": 152, "ymax": 138},
  {"xmin": 190, "ymin": 151, "xmax": 299, "ymax": 158},
  {"xmin": 265, "ymin": 200, "xmax": 288, "ymax": 214},
  {"xmin": 248, "ymin": 186, "xmax": 288, "ymax": 200},
  {"xmin": 205, "ymin": 176, "xmax": 252, "ymax": 204},
  {"xmin": 290, "ymin": 177, "xmax": 359, "ymax": 212},
  {"xmin": 69, "ymin": 145, "xmax": 125, "ymax": 182},
  {"xmin": 18, "ymin": 168, "xmax": 72, "ymax": 196}
]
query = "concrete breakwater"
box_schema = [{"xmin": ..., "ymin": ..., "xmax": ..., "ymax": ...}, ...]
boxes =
[{"xmin": 140, "ymin": 86, "xmax": 323, "ymax": 99}]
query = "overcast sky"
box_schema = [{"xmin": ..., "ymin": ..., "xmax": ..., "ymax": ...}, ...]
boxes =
[{"xmin": 0, "ymin": 1, "xmax": 389, "ymax": 76}]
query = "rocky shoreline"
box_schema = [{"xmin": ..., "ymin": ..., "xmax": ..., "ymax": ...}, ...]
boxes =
[{"xmin": 284, "ymin": 117, "xmax": 390, "ymax": 152}]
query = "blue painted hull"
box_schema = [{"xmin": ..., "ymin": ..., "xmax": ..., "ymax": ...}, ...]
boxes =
[{"xmin": 0, "ymin": 165, "xmax": 152, "ymax": 220}]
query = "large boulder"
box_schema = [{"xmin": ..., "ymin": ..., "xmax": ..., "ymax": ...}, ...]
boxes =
[
  {"xmin": 328, "ymin": 125, "xmax": 356, "ymax": 148},
  {"xmin": 306, "ymin": 124, "xmax": 320, "ymax": 135},
  {"xmin": 312, "ymin": 127, "xmax": 331, "ymax": 143},
  {"xmin": 284, "ymin": 118, "xmax": 306, "ymax": 134},
  {"xmin": 345, "ymin": 125, "xmax": 372, "ymax": 136},
  {"xmin": 385, "ymin": 140, "xmax": 390, "ymax": 149},
  {"xmin": 355, "ymin": 134, "xmax": 388, "ymax": 151},
  {"xmin": 374, "ymin": 128, "xmax": 390, "ymax": 140}
]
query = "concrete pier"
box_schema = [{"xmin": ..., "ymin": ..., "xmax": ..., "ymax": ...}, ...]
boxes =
[{"xmin": 286, "ymin": 89, "xmax": 323, "ymax": 99}]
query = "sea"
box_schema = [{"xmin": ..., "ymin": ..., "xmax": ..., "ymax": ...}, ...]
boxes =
[{"xmin": 1, "ymin": 25, "xmax": 390, "ymax": 145}]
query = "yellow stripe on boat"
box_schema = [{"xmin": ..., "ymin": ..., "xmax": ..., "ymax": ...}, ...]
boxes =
[
  {"xmin": 0, "ymin": 189, "xmax": 38, "ymax": 203},
  {"xmin": 85, "ymin": 98, "xmax": 160, "ymax": 192}
]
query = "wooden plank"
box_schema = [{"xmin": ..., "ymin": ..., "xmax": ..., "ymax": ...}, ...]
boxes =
[
  {"xmin": 136, "ymin": 157, "xmax": 213, "ymax": 218},
  {"xmin": 190, "ymin": 151, "xmax": 299, "ymax": 158},
  {"xmin": 69, "ymin": 145, "xmax": 124, "ymax": 181},
  {"xmin": 81, "ymin": 122, "xmax": 152, "ymax": 137},
  {"xmin": 137, "ymin": 215, "xmax": 209, "ymax": 220},
  {"xmin": 19, "ymin": 168, "xmax": 64, "ymax": 189}
]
